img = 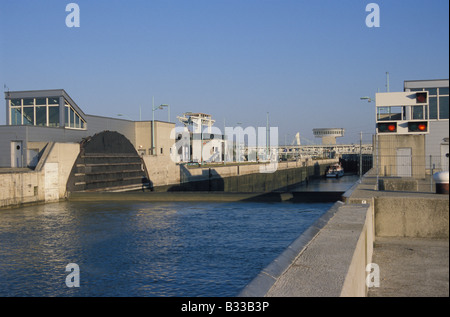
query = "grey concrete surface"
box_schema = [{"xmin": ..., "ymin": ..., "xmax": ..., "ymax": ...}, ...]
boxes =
[
  {"xmin": 238, "ymin": 201, "xmax": 344, "ymax": 297},
  {"xmin": 368, "ymin": 237, "xmax": 449, "ymax": 297},
  {"xmin": 345, "ymin": 171, "xmax": 449, "ymax": 297},
  {"xmin": 262, "ymin": 204, "xmax": 371, "ymax": 297}
]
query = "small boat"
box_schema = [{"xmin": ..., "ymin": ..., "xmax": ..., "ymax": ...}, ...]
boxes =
[{"xmin": 326, "ymin": 163, "xmax": 344, "ymax": 178}]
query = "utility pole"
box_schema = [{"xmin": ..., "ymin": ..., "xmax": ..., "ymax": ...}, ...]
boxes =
[
  {"xmin": 386, "ymin": 72, "xmax": 390, "ymax": 92},
  {"xmin": 360, "ymin": 131, "xmax": 363, "ymax": 182},
  {"xmin": 152, "ymin": 96, "xmax": 155, "ymax": 155},
  {"xmin": 266, "ymin": 112, "xmax": 269, "ymax": 161}
]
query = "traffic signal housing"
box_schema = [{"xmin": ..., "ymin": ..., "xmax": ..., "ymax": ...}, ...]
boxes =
[
  {"xmin": 375, "ymin": 91, "xmax": 430, "ymax": 135},
  {"xmin": 408, "ymin": 121, "xmax": 428, "ymax": 133},
  {"xmin": 377, "ymin": 122, "xmax": 397, "ymax": 133},
  {"xmin": 415, "ymin": 92, "xmax": 427, "ymax": 104}
]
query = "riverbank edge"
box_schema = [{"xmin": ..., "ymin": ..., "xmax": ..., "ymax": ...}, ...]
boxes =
[
  {"xmin": 239, "ymin": 169, "xmax": 448, "ymax": 297},
  {"xmin": 237, "ymin": 200, "xmax": 346, "ymax": 296}
]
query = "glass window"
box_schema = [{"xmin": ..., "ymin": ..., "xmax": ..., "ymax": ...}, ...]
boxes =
[
  {"xmin": 439, "ymin": 96, "xmax": 449, "ymax": 120},
  {"xmin": 377, "ymin": 106, "xmax": 402, "ymax": 121},
  {"xmin": 409, "ymin": 88, "xmax": 424, "ymax": 92},
  {"xmin": 65, "ymin": 106, "xmax": 70, "ymax": 127},
  {"xmin": 36, "ymin": 106, "xmax": 47, "ymax": 126},
  {"xmin": 70, "ymin": 108, "xmax": 75, "ymax": 128},
  {"xmin": 63, "ymin": 105, "xmax": 85, "ymax": 129},
  {"xmin": 36, "ymin": 98, "xmax": 46, "ymax": 105},
  {"xmin": 412, "ymin": 106, "xmax": 426, "ymax": 120},
  {"xmin": 23, "ymin": 107, "xmax": 34, "ymax": 125},
  {"xmin": 23, "ymin": 98, "xmax": 34, "ymax": 106},
  {"xmin": 11, "ymin": 108, "xmax": 22, "ymax": 125},
  {"xmin": 48, "ymin": 97, "xmax": 59, "ymax": 105},
  {"xmin": 75, "ymin": 114, "xmax": 80, "ymax": 128},
  {"xmin": 429, "ymin": 97, "xmax": 438, "ymax": 119},
  {"xmin": 49, "ymin": 106, "xmax": 60, "ymax": 127},
  {"xmin": 439, "ymin": 87, "xmax": 449, "ymax": 95},
  {"xmin": 10, "ymin": 99, "xmax": 21, "ymax": 106},
  {"xmin": 425, "ymin": 88, "xmax": 437, "ymax": 95}
]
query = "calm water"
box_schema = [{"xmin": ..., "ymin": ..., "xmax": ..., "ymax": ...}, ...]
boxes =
[
  {"xmin": 292, "ymin": 175, "xmax": 361, "ymax": 192},
  {"xmin": 0, "ymin": 200, "xmax": 333, "ymax": 297}
]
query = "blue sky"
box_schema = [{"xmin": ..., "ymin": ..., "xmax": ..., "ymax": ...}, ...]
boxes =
[{"xmin": 0, "ymin": 0, "xmax": 448, "ymax": 144}]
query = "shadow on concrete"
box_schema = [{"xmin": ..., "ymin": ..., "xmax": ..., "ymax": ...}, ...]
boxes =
[{"xmin": 143, "ymin": 161, "xmax": 345, "ymax": 203}]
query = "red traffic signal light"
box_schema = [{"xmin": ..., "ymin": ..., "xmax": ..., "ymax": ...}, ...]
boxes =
[
  {"xmin": 408, "ymin": 121, "xmax": 428, "ymax": 133},
  {"xmin": 377, "ymin": 122, "xmax": 397, "ymax": 133},
  {"xmin": 416, "ymin": 92, "xmax": 427, "ymax": 103}
]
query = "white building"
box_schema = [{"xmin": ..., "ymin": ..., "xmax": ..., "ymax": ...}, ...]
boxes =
[
  {"xmin": 176, "ymin": 112, "xmax": 224, "ymax": 163},
  {"xmin": 404, "ymin": 79, "xmax": 449, "ymax": 172}
]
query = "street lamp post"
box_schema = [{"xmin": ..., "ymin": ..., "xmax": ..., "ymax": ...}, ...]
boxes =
[
  {"xmin": 360, "ymin": 96, "xmax": 373, "ymax": 103},
  {"xmin": 266, "ymin": 112, "xmax": 269, "ymax": 161},
  {"xmin": 151, "ymin": 96, "xmax": 169, "ymax": 155},
  {"xmin": 360, "ymin": 95, "xmax": 378, "ymax": 189}
]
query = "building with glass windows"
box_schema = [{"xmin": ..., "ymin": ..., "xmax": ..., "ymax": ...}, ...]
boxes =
[
  {"xmin": 2, "ymin": 89, "xmax": 174, "ymax": 168},
  {"xmin": 6, "ymin": 89, "xmax": 86, "ymax": 129},
  {"xmin": 404, "ymin": 79, "xmax": 449, "ymax": 172}
]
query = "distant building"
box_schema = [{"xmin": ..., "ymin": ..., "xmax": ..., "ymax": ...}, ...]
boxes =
[
  {"xmin": 313, "ymin": 128, "xmax": 345, "ymax": 145},
  {"xmin": 2, "ymin": 89, "xmax": 174, "ymax": 168},
  {"xmin": 176, "ymin": 112, "xmax": 225, "ymax": 163}
]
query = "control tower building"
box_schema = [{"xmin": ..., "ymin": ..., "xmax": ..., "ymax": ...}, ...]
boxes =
[{"xmin": 313, "ymin": 128, "xmax": 345, "ymax": 145}]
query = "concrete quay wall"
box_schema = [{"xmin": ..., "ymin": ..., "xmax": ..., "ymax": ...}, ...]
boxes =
[
  {"xmin": 343, "ymin": 169, "xmax": 449, "ymax": 238},
  {"xmin": 0, "ymin": 143, "xmax": 79, "ymax": 208},
  {"xmin": 240, "ymin": 202, "xmax": 374, "ymax": 297},
  {"xmin": 149, "ymin": 159, "xmax": 337, "ymax": 192},
  {"xmin": 374, "ymin": 196, "xmax": 448, "ymax": 238},
  {"xmin": 242, "ymin": 169, "xmax": 448, "ymax": 297},
  {"xmin": 1, "ymin": 153, "xmax": 336, "ymax": 208}
]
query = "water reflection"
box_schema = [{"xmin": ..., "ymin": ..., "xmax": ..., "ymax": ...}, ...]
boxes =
[
  {"xmin": 0, "ymin": 201, "xmax": 332, "ymax": 296},
  {"xmin": 291, "ymin": 175, "xmax": 360, "ymax": 192}
]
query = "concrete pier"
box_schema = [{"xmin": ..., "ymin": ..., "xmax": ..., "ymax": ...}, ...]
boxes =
[
  {"xmin": 239, "ymin": 201, "xmax": 374, "ymax": 297},
  {"xmin": 240, "ymin": 169, "xmax": 449, "ymax": 297}
]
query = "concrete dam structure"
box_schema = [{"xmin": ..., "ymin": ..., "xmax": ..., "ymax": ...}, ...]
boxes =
[{"xmin": 66, "ymin": 131, "xmax": 147, "ymax": 192}]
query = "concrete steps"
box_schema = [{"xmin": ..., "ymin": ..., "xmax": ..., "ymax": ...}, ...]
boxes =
[{"xmin": 68, "ymin": 153, "xmax": 146, "ymax": 192}]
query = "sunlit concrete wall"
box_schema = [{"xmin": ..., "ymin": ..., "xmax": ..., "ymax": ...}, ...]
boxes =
[{"xmin": 0, "ymin": 143, "xmax": 79, "ymax": 208}]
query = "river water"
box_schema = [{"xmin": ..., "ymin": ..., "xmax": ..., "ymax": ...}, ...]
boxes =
[
  {"xmin": 291, "ymin": 174, "xmax": 360, "ymax": 192},
  {"xmin": 0, "ymin": 175, "xmax": 359, "ymax": 297},
  {"xmin": 0, "ymin": 200, "xmax": 333, "ymax": 297}
]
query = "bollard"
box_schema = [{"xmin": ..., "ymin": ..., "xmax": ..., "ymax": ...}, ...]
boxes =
[{"xmin": 433, "ymin": 171, "xmax": 449, "ymax": 195}]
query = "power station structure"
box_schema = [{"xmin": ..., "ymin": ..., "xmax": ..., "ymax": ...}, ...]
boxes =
[{"xmin": 313, "ymin": 128, "xmax": 345, "ymax": 145}]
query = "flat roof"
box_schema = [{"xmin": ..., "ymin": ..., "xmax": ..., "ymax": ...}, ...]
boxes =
[
  {"xmin": 404, "ymin": 79, "xmax": 449, "ymax": 89},
  {"xmin": 4, "ymin": 89, "xmax": 86, "ymax": 117},
  {"xmin": 183, "ymin": 112, "xmax": 212, "ymax": 117}
]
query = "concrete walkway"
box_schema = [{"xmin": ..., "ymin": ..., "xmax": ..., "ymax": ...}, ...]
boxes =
[{"xmin": 368, "ymin": 237, "xmax": 449, "ymax": 297}]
